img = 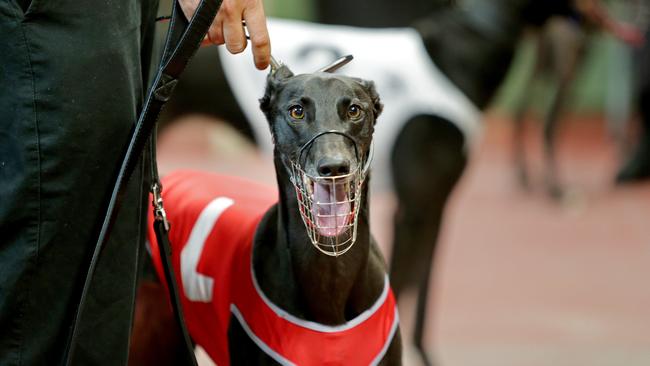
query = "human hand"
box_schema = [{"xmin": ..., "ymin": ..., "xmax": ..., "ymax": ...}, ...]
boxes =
[
  {"xmin": 573, "ymin": 0, "xmax": 645, "ymax": 47},
  {"xmin": 178, "ymin": 0, "xmax": 271, "ymax": 70},
  {"xmin": 609, "ymin": 22, "xmax": 645, "ymax": 47}
]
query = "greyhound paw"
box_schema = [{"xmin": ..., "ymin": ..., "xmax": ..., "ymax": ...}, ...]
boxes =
[
  {"xmin": 546, "ymin": 183, "xmax": 564, "ymax": 201},
  {"xmin": 404, "ymin": 344, "xmax": 436, "ymax": 366},
  {"xmin": 417, "ymin": 349, "xmax": 436, "ymax": 366},
  {"xmin": 516, "ymin": 167, "xmax": 531, "ymax": 191}
]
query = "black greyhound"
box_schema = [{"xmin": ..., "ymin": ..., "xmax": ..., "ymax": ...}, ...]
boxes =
[
  {"xmin": 130, "ymin": 66, "xmax": 402, "ymax": 365},
  {"xmin": 386, "ymin": 3, "xmax": 581, "ymax": 364},
  {"xmin": 152, "ymin": 1, "xmax": 627, "ymax": 364}
]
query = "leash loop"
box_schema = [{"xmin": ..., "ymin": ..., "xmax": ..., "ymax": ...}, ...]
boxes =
[{"xmin": 154, "ymin": 73, "xmax": 180, "ymax": 102}]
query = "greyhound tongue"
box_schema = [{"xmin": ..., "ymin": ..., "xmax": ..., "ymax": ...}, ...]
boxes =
[{"xmin": 312, "ymin": 181, "xmax": 351, "ymax": 237}]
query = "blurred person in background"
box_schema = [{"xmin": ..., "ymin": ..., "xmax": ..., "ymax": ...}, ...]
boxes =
[
  {"xmin": 511, "ymin": 0, "xmax": 644, "ymax": 198},
  {"xmin": 0, "ymin": 0, "xmax": 269, "ymax": 365}
]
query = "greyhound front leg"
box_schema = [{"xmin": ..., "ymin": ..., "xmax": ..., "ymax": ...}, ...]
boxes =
[{"xmin": 389, "ymin": 114, "xmax": 468, "ymax": 366}]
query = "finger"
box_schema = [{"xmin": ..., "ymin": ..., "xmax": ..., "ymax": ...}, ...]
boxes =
[
  {"xmin": 219, "ymin": 0, "xmax": 247, "ymax": 54},
  {"xmin": 204, "ymin": 21, "xmax": 225, "ymax": 46},
  {"xmin": 181, "ymin": 0, "xmax": 216, "ymax": 47},
  {"xmin": 243, "ymin": 3, "xmax": 271, "ymax": 70},
  {"xmin": 201, "ymin": 29, "xmax": 215, "ymax": 46}
]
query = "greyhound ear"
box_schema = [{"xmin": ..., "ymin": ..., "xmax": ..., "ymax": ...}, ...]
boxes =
[
  {"xmin": 272, "ymin": 64, "xmax": 294, "ymax": 80},
  {"xmin": 356, "ymin": 79, "xmax": 383, "ymax": 123},
  {"xmin": 259, "ymin": 65, "xmax": 295, "ymax": 117}
]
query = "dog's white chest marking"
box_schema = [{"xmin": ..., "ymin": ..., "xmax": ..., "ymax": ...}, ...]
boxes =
[{"xmin": 181, "ymin": 196, "xmax": 234, "ymax": 302}]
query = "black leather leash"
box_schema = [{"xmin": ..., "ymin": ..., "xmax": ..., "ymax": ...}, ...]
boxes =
[{"xmin": 63, "ymin": 0, "xmax": 220, "ymax": 364}]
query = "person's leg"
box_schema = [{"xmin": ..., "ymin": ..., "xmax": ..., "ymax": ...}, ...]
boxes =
[
  {"xmin": 0, "ymin": 4, "xmax": 42, "ymax": 364},
  {"xmin": 616, "ymin": 29, "xmax": 650, "ymax": 183},
  {"xmin": 0, "ymin": 0, "xmax": 157, "ymax": 364}
]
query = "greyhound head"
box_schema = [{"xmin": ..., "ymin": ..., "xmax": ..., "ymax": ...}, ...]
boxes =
[{"xmin": 259, "ymin": 64, "xmax": 382, "ymax": 256}]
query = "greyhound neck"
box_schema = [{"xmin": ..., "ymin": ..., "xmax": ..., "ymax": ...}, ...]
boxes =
[
  {"xmin": 252, "ymin": 155, "xmax": 383, "ymax": 326},
  {"xmin": 415, "ymin": 0, "xmax": 555, "ymax": 109}
]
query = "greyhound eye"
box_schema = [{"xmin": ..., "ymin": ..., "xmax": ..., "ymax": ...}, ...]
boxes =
[
  {"xmin": 347, "ymin": 104, "xmax": 363, "ymax": 120},
  {"xmin": 288, "ymin": 105, "xmax": 305, "ymax": 120}
]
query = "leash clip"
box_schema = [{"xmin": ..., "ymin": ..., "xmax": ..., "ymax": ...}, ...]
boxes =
[{"xmin": 152, "ymin": 182, "xmax": 171, "ymax": 231}]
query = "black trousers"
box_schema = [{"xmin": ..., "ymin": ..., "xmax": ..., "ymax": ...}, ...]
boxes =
[{"xmin": 0, "ymin": 0, "xmax": 158, "ymax": 364}]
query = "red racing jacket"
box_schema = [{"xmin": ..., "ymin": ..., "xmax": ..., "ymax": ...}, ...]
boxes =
[{"xmin": 148, "ymin": 170, "xmax": 400, "ymax": 365}]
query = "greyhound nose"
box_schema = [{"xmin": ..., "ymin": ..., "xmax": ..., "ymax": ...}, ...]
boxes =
[{"xmin": 317, "ymin": 157, "xmax": 350, "ymax": 176}]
